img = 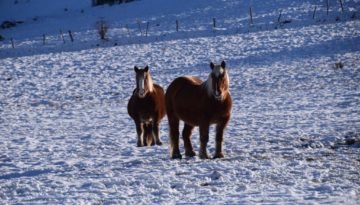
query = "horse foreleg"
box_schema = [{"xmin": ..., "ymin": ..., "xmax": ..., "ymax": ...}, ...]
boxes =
[
  {"xmin": 144, "ymin": 123, "xmax": 154, "ymax": 146},
  {"xmin": 135, "ymin": 121, "xmax": 144, "ymax": 147},
  {"xmin": 199, "ymin": 124, "xmax": 210, "ymax": 159},
  {"xmin": 183, "ymin": 123, "xmax": 195, "ymax": 157},
  {"xmin": 213, "ymin": 120, "xmax": 228, "ymax": 158},
  {"xmin": 152, "ymin": 122, "xmax": 162, "ymax": 146},
  {"xmin": 168, "ymin": 116, "xmax": 181, "ymax": 159}
]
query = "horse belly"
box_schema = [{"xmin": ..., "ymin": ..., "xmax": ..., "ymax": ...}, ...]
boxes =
[
  {"xmin": 178, "ymin": 114, "xmax": 200, "ymax": 126},
  {"xmin": 138, "ymin": 102, "xmax": 155, "ymax": 122},
  {"xmin": 140, "ymin": 116, "xmax": 153, "ymax": 124},
  {"xmin": 173, "ymin": 101, "xmax": 202, "ymax": 126}
]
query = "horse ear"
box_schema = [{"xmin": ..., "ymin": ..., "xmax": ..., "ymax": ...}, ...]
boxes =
[
  {"xmin": 144, "ymin": 65, "xmax": 149, "ymax": 72},
  {"xmin": 134, "ymin": 66, "xmax": 139, "ymax": 72},
  {"xmin": 210, "ymin": 62, "xmax": 215, "ymax": 70},
  {"xmin": 221, "ymin": 61, "xmax": 226, "ymax": 69}
]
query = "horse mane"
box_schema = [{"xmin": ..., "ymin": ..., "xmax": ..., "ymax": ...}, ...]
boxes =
[{"xmin": 146, "ymin": 71, "xmax": 154, "ymax": 93}]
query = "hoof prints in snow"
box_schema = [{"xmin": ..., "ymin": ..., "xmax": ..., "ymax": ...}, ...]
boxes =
[
  {"xmin": 0, "ymin": 0, "xmax": 360, "ymax": 204},
  {"xmin": 0, "ymin": 169, "xmax": 53, "ymax": 180}
]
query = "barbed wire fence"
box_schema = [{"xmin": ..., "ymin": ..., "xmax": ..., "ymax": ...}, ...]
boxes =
[{"xmin": 0, "ymin": 0, "xmax": 357, "ymax": 53}]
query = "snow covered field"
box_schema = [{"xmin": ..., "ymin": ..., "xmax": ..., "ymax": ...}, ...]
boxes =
[{"xmin": 1, "ymin": 0, "xmax": 360, "ymax": 204}]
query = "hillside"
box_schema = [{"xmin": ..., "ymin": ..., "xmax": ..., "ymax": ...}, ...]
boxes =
[{"xmin": 1, "ymin": 0, "xmax": 360, "ymax": 204}]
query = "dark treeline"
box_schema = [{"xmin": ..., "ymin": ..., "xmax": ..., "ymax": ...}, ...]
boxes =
[{"xmin": 92, "ymin": 0, "xmax": 137, "ymax": 6}]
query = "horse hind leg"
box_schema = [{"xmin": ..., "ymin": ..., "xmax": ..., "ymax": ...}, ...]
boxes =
[
  {"xmin": 168, "ymin": 116, "xmax": 182, "ymax": 159},
  {"xmin": 183, "ymin": 123, "xmax": 196, "ymax": 157},
  {"xmin": 144, "ymin": 123, "xmax": 155, "ymax": 146},
  {"xmin": 152, "ymin": 122, "xmax": 162, "ymax": 146}
]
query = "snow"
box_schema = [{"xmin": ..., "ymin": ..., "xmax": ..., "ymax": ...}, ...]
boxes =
[{"xmin": 1, "ymin": 0, "xmax": 360, "ymax": 204}]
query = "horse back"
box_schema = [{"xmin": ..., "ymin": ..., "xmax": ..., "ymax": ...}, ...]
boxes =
[{"xmin": 166, "ymin": 76, "xmax": 202, "ymax": 97}]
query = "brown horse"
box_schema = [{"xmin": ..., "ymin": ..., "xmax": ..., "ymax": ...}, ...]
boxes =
[
  {"xmin": 127, "ymin": 65, "xmax": 166, "ymax": 147},
  {"xmin": 166, "ymin": 61, "xmax": 232, "ymax": 159}
]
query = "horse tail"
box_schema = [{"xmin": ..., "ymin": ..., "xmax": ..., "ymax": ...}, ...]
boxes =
[{"xmin": 165, "ymin": 79, "xmax": 181, "ymax": 158}]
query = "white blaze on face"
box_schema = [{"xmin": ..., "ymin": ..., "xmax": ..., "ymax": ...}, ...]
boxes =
[
  {"xmin": 214, "ymin": 66, "xmax": 224, "ymax": 76},
  {"xmin": 214, "ymin": 66, "xmax": 224, "ymax": 96},
  {"xmin": 214, "ymin": 81, "xmax": 219, "ymax": 96},
  {"xmin": 138, "ymin": 75, "xmax": 146, "ymax": 97}
]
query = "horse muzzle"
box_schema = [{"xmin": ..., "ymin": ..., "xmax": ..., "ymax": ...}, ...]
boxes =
[
  {"xmin": 214, "ymin": 93, "xmax": 223, "ymax": 101},
  {"xmin": 138, "ymin": 89, "xmax": 147, "ymax": 98}
]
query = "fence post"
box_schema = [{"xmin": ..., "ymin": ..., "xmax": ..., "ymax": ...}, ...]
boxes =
[
  {"xmin": 137, "ymin": 20, "xmax": 143, "ymax": 36},
  {"xmin": 176, "ymin": 20, "xmax": 179, "ymax": 32},
  {"xmin": 249, "ymin": 7, "xmax": 253, "ymax": 24},
  {"xmin": 313, "ymin": 6, "xmax": 317, "ymax": 19},
  {"xmin": 339, "ymin": 0, "xmax": 344, "ymax": 13},
  {"xmin": 10, "ymin": 38, "xmax": 14, "ymax": 48},
  {"xmin": 278, "ymin": 10, "xmax": 282, "ymax": 23},
  {"xmin": 68, "ymin": 30, "xmax": 74, "ymax": 42},
  {"xmin": 126, "ymin": 24, "xmax": 131, "ymax": 37},
  {"xmin": 213, "ymin": 18, "xmax": 216, "ymax": 28},
  {"xmin": 43, "ymin": 34, "xmax": 46, "ymax": 45},
  {"xmin": 60, "ymin": 30, "xmax": 65, "ymax": 43},
  {"xmin": 326, "ymin": 0, "xmax": 329, "ymax": 15},
  {"xmin": 145, "ymin": 22, "xmax": 149, "ymax": 37}
]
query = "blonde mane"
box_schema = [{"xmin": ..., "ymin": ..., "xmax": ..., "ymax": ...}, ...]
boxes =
[{"xmin": 146, "ymin": 72, "xmax": 154, "ymax": 92}]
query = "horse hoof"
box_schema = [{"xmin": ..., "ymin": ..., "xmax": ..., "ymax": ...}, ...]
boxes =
[
  {"xmin": 199, "ymin": 153, "xmax": 210, "ymax": 159},
  {"xmin": 137, "ymin": 143, "xmax": 143, "ymax": 147},
  {"xmin": 171, "ymin": 153, "xmax": 182, "ymax": 159},
  {"xmin": 213, "ymin": 153, "xmax": 224, "ymax": 159},
  {"xmin": 185, "ymin": 151, "xmax": 196, "ymax": 157},
  {"xmin": 156, "ymin": 141, "xmax": 163, "ymax": 146}
]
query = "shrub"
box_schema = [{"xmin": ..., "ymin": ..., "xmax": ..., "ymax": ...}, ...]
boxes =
[{"xmin": 96, "ymin": 20, "xmax": 108, "ymax": 40}]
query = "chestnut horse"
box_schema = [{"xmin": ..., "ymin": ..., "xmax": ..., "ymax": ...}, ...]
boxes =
[
  {"xmin": 166, "ymin": 61, "xmax": 232, "ymax": 159},
  {"xmin": 127, "ymin": 65, "xmax": 166, "ymax": 147}
]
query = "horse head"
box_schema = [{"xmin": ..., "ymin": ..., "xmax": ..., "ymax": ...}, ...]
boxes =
[
  {"xmin": 207, "ymin": 61, "xmax": 229, "ymax": 101},
  {"xmin": 134, "ymin": 65, "xmax": 154, "ymax": 98}
]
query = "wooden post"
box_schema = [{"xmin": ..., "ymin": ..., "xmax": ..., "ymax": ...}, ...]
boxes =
[
  {"xmin": 313, "ymin": 5, "xmax": 317, "ymax": 19},
  {"xmin": 10, "ymin": 38, "xmax": 14, "ymax": 48},
  {"xmin": 213, "ymin": 18, "xmax": 216, "ymax": 28},
  {"xmin": 145, "ymin": 22, "xmax": 149, "ymax": 37},
  {"xmin": 137, "ymin": 20, "xmax": 142, "ymax": 36},
  {"xmin": 42, "ymin": 34, "xmax": 46, "ymax": 45},
  {"xmin": 326, "ymin": 0, "xmax": 329, "ymax": 15},
  {"xmin": 176, "ymin": 20, "xmax": 179, "ymax": 32},
  {"xmin": 68, "ymin": 30, "xmax": 74, "ymax": 42},
  {"xmin": 249, "ymin": 7, "xmax": 253, "ymax": 24},
  {"xmin": 339, "ymin": 0, "xmax": 344, "ymax": 13},
  {"xmin": 60, "ymin": 30, "xmax": 65, "ymax": 43},
  {"xmin": 278, "ymin": 10, "xmax": 282, "ymax": 23},
  {"xmin": 125, "ymin": 24, "xmax": 131, "ymax": 37}
]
